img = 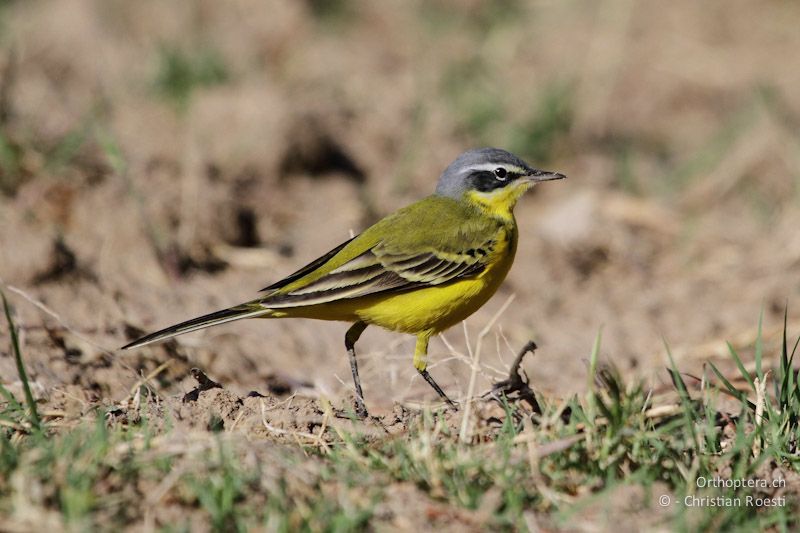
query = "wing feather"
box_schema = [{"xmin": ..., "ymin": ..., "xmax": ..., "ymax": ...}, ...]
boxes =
[
  {"xmin": 289, "ymin": 262, "xmax": 386, "ymax": 295},
  {"xmin": 257, "ymin": 196, "xmax": 505, "ymax": 309},
  {"xmin": 262, "ymin": 244, "xmax": 492, "ymax": 307}
]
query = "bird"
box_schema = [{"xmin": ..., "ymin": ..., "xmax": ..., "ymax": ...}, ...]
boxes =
[{"xmin": 122, "ymin": 147, "xmax": 566, "ymax": 418}]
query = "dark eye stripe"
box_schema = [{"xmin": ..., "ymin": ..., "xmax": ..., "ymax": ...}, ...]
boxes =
[{"xmin": 468, "ymin": 170, "xmax": 519, "ymax": 192}]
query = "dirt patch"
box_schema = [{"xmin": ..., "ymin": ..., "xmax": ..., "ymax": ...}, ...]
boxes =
[{"xmin": 2, "ymin": 0, "xmax": 800, "ymax": 529}]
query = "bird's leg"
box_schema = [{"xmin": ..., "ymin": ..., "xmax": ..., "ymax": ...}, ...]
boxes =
[
  {"xmin": 345, "ymin": 321, "xmax": 369, "ymax": 418},
  {"xmin": 413, "ymin": 333, "xmax": 456, "ymax": 408}
]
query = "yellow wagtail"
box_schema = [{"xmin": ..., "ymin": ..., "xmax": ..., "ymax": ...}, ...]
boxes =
[{"xmin": 123, "ymin": 148, "xmax": 566, "ymax": 417}]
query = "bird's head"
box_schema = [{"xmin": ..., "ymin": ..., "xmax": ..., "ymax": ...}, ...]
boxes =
[{"xmin": 435, "ymin": 147, "xmax": 566, "ymax": 217}]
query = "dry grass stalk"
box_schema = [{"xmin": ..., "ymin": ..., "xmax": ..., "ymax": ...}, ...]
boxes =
[
  {"xmin": 459, "ymin": 294, "xmax": 516, "ymax": 444},
  {"xmin": 753, "ymin": 372, "xmax": 769, "ymax": 458}
]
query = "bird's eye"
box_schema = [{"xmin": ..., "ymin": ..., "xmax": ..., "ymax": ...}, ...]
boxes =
[{"xmin": 493, "ymin": 167, "xmax": 507, "ymax": 180}]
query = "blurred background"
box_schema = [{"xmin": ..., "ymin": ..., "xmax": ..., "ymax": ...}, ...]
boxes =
[{"xmin": 1, "ymin": 0, "xmax": 799, "ymax": 407}]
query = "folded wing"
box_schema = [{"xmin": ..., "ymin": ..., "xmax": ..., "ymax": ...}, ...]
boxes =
[
  {"xmin": 261, "ymin": 240, "xmax": 494, "ymax": 308},
  {"xmin": 257, "ymin": 196, "xmax": 503, "ymax": 309}
]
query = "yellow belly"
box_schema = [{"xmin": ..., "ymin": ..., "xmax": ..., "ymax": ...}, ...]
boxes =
[
  {"xmin": 271, "ymin": 228, "xmax": 517, "ymax": 335},
  {"xmin": 354, "ymin": 260, "xmax": 511, "ymax": 333}
]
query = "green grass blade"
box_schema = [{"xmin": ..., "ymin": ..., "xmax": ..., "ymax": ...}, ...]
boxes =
[
  {"xmin": 584, "ymin": 328, "xmax": 603, "ymax": 426},
  {"xmin": 790, "ymin": 334, "xmax": 800, "ymax": 405},
  {"xmin": 726, "ymin": 341, "xmax": 755, "ymax": 392},
  {"xmin": 593, "ymin": 392, "xmax": 613, "ymax": 424},
  {"xmin": 0, "ymin": 412, "xmax": 22, "ymax": 426},
  {"xmin": 0, "ymin": 380, "xmax": 23, "ymax": 413},
  {"xmin": 707, "ymin": 361, "xmax": 756, "ymax": 411},
  {"xmin": 779, "ymin": 307, "xmax": 795, "ymax": 409},
  {"xmin": 589, "ymin": 328, "xmax": 602, "ymax": 384},
  {"xmin": 1, "ymin": 290, "xmax": 42, "ymax": 430},
  {"xmin": 664, "ymin": 340, "xmax": 699, "ymax": 450}
]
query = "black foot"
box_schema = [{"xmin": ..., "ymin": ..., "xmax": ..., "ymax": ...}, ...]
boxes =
[
  {"xmin": 419, "ymin": 369, "xmax": 457, "ymax": 409},
  {"xmin": 354, "ymin": 398, "xmax": 369, "ymax": 420}
]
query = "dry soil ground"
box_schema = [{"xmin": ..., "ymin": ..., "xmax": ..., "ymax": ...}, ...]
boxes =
[{"xmin": 2, "ymin": 1, "xmax": 800, "ymax": 531}]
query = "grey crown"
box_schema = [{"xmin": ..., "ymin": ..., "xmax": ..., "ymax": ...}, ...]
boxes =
[{"xmin": 435, "ymin": 147, "xmax": 535, "ymax": 199}]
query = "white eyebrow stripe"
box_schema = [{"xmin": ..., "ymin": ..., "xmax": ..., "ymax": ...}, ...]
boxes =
[{"xmin": 468, "ymin": 162, "xmax": 528, "ymax": 174}]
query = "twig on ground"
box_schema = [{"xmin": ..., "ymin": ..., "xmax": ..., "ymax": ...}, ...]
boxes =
[
  {"xmin": 182, "ymin": 368, "xmax": 222, "ymax": 402},
  {"xmin": 227, "ymin": 409, "xmax": 247, "ymax": 433},
  {"xmin": 459, "ymin": 294, "xmax": 516, "ymax": 443},
  {"xmin": 520, "ymin": 417, "xmax": 574, "ymax": 506},
  {"xmin": 487, "ymin": 340, "xmax": 542, "ymax": 414},
  {"xmin": 0, "ymin": 419, "xmax": 26, "ymax": 431},
  {"xmin": 143, "ymin": 460, "xmax": 188, "ymax": 531},
  {"xmin": 642, "ymin": 404, "xmax": 683, "ymax": 419},
  {"xmin": 261, "ymin": 393, "xmax": 298, "ymax": 412},
  {"xmin": 1, "ymin": 281, "xmax": 115, "ymax": 356},
  {"xmin": 260, "ymin": 398, "xmax": 330, "ymax": 453},
  {"xmin": 753, "ymin": 372, "xmax": 769, "ymax": 458},
  {"xmin": 123, "ymin": 360, "xmax": 172, "ymax": 404}
]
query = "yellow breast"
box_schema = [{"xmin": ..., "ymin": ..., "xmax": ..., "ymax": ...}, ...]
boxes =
[{"xmin": 351, "ymin": 225, "xmax": 518, "ymax": 334}]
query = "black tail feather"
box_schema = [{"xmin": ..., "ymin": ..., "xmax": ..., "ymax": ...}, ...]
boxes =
[{"xmin": 121, "ymin": 305, "xmax": 267, "ymax": 350}]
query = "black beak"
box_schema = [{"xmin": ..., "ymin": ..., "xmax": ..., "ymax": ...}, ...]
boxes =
[{"xmin": 526, "ymin": 169, "xmax": 567, "ymax": 182}]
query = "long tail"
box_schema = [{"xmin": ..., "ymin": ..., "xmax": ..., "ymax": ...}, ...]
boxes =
[{"xmin": 121, "ymin": 304, "xmax": 268, "ymax": 350}]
